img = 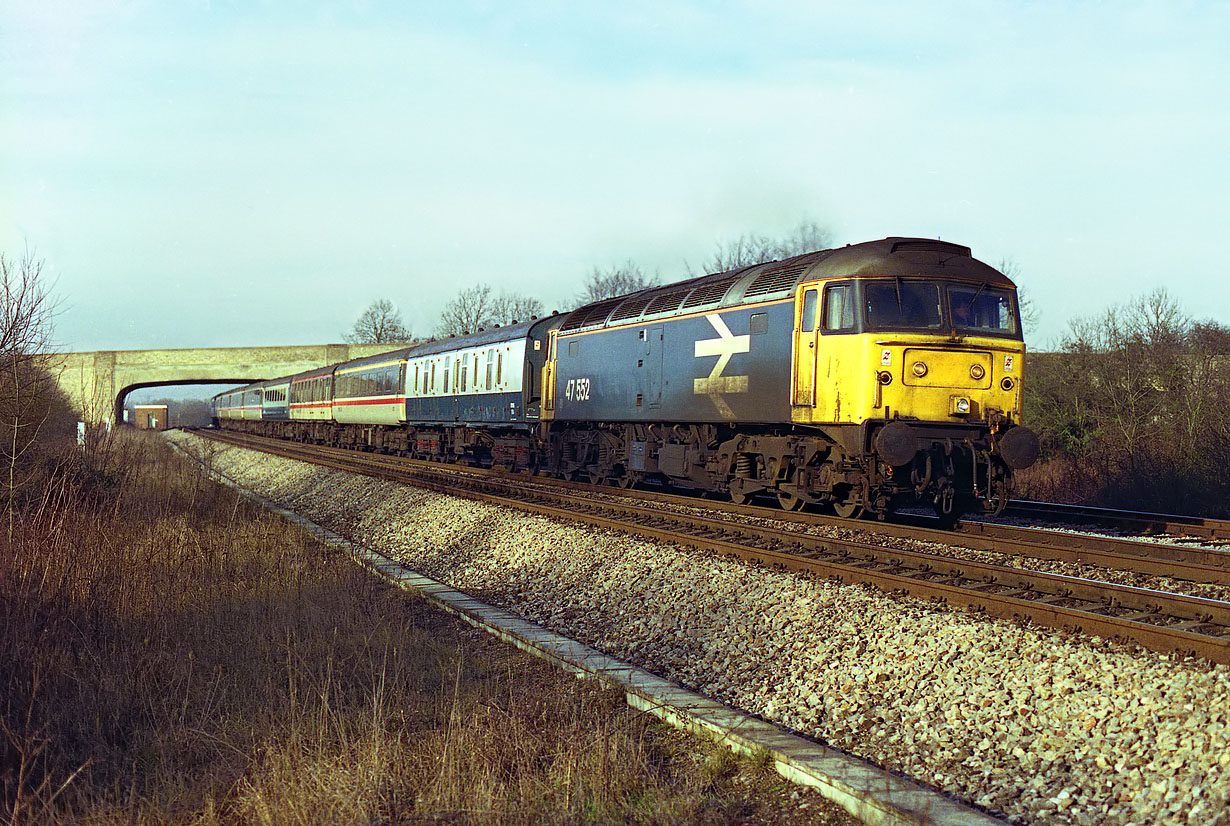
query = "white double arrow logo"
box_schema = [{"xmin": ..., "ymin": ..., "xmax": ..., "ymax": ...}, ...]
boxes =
[{"xmin": 694, "ymin": 314, "xmax": 750, "ymax": 418}]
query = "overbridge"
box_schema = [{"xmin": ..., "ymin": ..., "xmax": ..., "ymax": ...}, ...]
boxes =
[{"xmin": 43, "ymin": 343, "xmax": 413, "ymax": 425}]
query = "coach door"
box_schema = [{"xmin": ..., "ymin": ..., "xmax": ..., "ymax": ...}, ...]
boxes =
[{"xmin": 792, "ymin": 283, "xmax": 821, "ymax": 412}]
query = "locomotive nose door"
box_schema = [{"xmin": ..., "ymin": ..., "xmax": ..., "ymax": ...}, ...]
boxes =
[{"xmin": 792, "ymin": 283, "xmax": 821, "ymax": 410}]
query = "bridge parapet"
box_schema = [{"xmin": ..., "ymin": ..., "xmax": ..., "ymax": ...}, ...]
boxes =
[{"xmin": 39, "ymin": 342, "xmax": 414, "ymax": 424}]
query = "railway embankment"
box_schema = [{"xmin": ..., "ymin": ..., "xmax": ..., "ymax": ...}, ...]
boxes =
[
  {"xmin": 2, "ymin": 431, "xmax": 850, "ymax": 825},
  {"xmin": 173, "ymin": 430, "xmax": 1230, "ymax": 826}
]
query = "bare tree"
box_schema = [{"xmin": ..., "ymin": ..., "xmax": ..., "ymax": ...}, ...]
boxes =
[
  {"xmin": 1, "ymin": 249, "xmax": 60, "ymax": 539},
  {"xmin": 437, "ymin": 285, "xmax": 543, "ymax": 337},
  {"xmin": 1026, "ymin": 288, "xmax": 1230, "ymax": 513},
  {"xmin": 996, "ymin": 257, "xmax": 1039, "ymax": 337},
  {"xmin": 490, "ymin": 292, "xmax": 543, "ymax": 326},
  {"xmin": 578, "ymin": 261, "xmax": 659, "ymax": 304},
  {"xmin": 437, "ymin": 285, "xmax": 494, "ymax": 337},
  {"xmin": 695, "ymin": 219, "xmax": 833, "ymax": 273},
  {"xmin": 344, "ymin": 299, "xmax": 412, "ymax": 344}
]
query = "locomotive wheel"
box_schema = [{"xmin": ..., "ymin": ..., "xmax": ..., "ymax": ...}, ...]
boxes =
[
  {"xmin": 833, "ymin": 501, "xmax": 864, "ymax": 519},
  {"xmin": 777, "ymin": 490, "xmax": 805, "ymax": 511},
  {"xmin": 727, "ymin": 478, "xmax": 759, "ymax": 506},
  {"xmin": 615, "ymin": 471, "xmax": 637, "ymax": 489}
]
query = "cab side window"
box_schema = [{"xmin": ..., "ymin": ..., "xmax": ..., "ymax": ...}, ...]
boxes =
[
  {"xmin": 822, "ymin": 284, "xmax": 855, "ymax": 332},
  {"xmin": 801, "ymin": 289, "xmax": 819, "ymax": 332}
]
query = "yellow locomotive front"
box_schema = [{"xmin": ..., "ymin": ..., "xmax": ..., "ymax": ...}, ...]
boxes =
[{"xmin": 790, "ymin": 240, "xmax": 1038, "ymax": 518}]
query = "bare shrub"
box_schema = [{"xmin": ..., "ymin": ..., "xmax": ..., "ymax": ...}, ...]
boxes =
[
  {"xmin": 2, "ymin": 433, "xmax": 851, "ymax": 824},
  {"xmin": 1023, "ymin": 290, "xmax": 1230, "ymax": 515}
]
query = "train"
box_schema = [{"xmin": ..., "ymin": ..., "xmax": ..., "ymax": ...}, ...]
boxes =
[{"xmin": 212, "ymin": 237, "xmax": 1039, "ymax": 519}]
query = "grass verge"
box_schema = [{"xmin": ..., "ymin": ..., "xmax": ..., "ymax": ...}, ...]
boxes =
[{"xmin": 2, "ymin": 430, "xmax": 856, "ymax": 825}]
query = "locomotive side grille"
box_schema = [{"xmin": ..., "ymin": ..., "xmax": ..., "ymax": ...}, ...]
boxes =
[
  {"xmin": 744, "ymin": 263, "xmax": 810, "ymax": 298},
  {"xmin": 681, "ymin": 276, "xmax": 740, "ymax": 309}
]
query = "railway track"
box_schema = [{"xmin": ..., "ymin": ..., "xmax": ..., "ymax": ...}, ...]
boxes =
[
  {"xmin": 1002, "ymin": 499, "xmax": 1230, "ymax": 541},
  {"xmin": 195, "ymin": 428, "xmax": 1230, "ymax": 665}
]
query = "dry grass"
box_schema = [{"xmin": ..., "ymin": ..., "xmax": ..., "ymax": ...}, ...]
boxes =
[{"xmin": 1, "ymin": 430, "xmax": 853, "ymax": 825}]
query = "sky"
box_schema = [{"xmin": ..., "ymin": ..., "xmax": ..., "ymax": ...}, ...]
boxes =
[{"xmin": 4, "ymin": 0, "xmax": 1229, "ymax": 356}]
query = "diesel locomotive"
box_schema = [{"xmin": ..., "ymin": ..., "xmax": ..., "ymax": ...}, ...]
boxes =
[{"xmin": 213, "ymin": 237, "xmax": 1039, "ymax": 519}]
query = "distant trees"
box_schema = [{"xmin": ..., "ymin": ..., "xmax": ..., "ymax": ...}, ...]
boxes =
[
  {"xmin": 344, "ymin": 299, "xmax": 413, "ymax": 344},
  {"xmin": 575, "ymin": 219, "xmax": 834, "ymax": 308},
  {"xmin": 578, "ymin": 262, "xmax": 659, "ymax": 303},
  {"xmin": 1022, "ymin": 288, "xmax": 1230, "ymax": 515},
  {"xmin": 436, "ymin": 285, "xmax": 544, "ymax": 337},
  {"xmin": 694, "ymin": 219, "xmax": 833, "ymax": 273}
]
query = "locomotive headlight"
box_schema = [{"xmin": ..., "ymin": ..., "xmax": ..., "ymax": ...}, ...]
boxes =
[
  {"xmin": 969, "ymin": 363, "xmax": 985, "ymax": 380},
  {"xmin": 911, "ymin": 361, "xmax": 928, "ymax": 378},
  {"xmin": 1001, "ymin": 377, "xmax": 1015, "ymax": 391},
  {"xmin": 951, "ymin": 396, "xmax": 971, "ymax": 416}
]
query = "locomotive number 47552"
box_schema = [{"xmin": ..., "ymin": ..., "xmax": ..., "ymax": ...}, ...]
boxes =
[{"xmin": 564, "ymin": 377, "xmax": 592, "ymax": 402}]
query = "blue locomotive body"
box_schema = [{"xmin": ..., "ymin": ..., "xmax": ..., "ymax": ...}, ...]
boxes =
[{"xmin": 552, "ymin": 300, "xmax": 795, "ymax": 425}]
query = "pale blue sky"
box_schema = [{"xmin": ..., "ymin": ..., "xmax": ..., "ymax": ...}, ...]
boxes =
[{"xmin": 4, "ymin": 0, "xmax": 1228, "ymax": 353}]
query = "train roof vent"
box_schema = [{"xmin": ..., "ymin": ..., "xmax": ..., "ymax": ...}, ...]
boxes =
[
  {"xmin": 607, "ymin": 294, "xmax": 656, "ymax": 323},
  {"xmin": 681, "ymin": 276, "xmax": 740, "ymax": 309},
  {"xmin": 743, "ymin": 262, "xmax": 811, "ymax": 298},
  {"xmin": 559, "ymin": 297, "xmax": 624, "ymax": 332},
  {"xmin": 642, "ymin": 288, "xmax": 691, "ymax": 317},
  {"xmin": 889, "ymin": 239, "xmax": 972, "ymax": 257}
]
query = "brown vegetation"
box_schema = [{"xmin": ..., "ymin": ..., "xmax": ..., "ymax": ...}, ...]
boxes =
[
  {"xmin": 1021, "ymin": 289, "xmax": 1230, "ymax": 516},
  {"xmin": 1, "ymin": 431, "xmax": 851, "ymax": 825}
]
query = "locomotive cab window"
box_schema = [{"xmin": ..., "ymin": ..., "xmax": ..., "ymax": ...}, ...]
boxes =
[
  {"xmin": 800, "ymin": 289, "xmax": 818, "ymax": 332},
  {"xmin": 948, "ymin": 285, "xmax": 1019, "ymax": 336},
  {"xmin": 864, "ymin": 280, "xmax": 942, "ymax": 330},
  {"xmin": 822, "ymin": 283, "xmax": 855, "ymax": 332}
]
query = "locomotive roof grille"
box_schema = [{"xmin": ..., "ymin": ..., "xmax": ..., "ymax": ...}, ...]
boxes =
[
  {"xmin": 643, "ymin": 289, "xmax": 691, "ymax": 317},
  {"xmin": 743, "ymin": 263, "xmax": 811, "ymax": 298},
  {"xmin": 889, "ymin": 239, "xmax": 972, "ymax": 257},
  {"xmin": 560, "ymin": 297, "xmax": 624, "ymax": 332},
  {"xmin": 607, "ymin": 294, "xmax": 656, "ymax": 322},
  {"xmin": 681, "ymin": 276, "xmax": 740, "ymax": 309}
]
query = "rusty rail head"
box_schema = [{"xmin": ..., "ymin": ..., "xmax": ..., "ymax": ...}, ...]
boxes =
[{"xmin": 192, "ymin": 429, "xmax": 1230, "ymax": 666}]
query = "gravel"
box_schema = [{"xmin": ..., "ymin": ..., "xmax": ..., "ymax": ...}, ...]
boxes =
[{"xmin": 176, "ymin": 432, "xmax": 1230, "ymax": 826}]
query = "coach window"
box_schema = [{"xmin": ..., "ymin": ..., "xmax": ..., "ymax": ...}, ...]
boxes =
[
  {"xmin": 801, "ymin": 289, "xmax": 818, "ymax": 332},
  {"xmin": 496, "ymin": 352, "xmax": 503, "ymax": 387},
  {"xmin": 822, "ymin": 284, "xmax": 856, "ymax": 332}
]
